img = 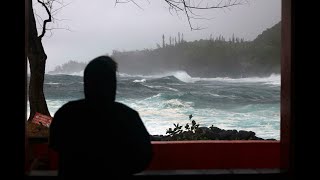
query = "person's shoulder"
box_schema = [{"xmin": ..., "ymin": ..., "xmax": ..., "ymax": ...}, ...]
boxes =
[
  {"xmin": 114, "ymin": 102, "xmax": 135, "ymax": 111},
  {"xmin": 114, "ymin": 102, "xmax": 138, "ymax": 115},
  {"xmin": 61, "ymin": 99, "xmax": 84, "ymax": 108},
  {"xmin": 55, "ymin": 99, "xmax": 85, "ymax": 114}
]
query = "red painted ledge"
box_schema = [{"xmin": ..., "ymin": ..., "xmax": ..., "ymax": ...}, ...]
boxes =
[
  {"xmin": 27, "ymin": 140, "xmax": 280, "ymax": 171},
  {"xmin": 147, "ymin": 140, "xmax": 280, "ymax": 170}
]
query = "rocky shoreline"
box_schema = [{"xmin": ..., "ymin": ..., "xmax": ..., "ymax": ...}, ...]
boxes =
[
  {"xmin": 26, "ymin": 120, "xmax": 276, "ymax": 141},
  {"xmin": 150, "ymin": 126, "xmax": 276, "ymax": 141}
]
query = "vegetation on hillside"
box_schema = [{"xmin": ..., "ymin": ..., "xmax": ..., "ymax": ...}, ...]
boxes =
[
  {"xmin": 48, "ymin": 60, "xmax": 87, "ymax": 74},
  {"xmin": 50, "ymin": 22, "xmax": 281, "ymax": 78},
  {"xmin": 112, "ymin": 22, "xmax": 281, "ymax": 78}
]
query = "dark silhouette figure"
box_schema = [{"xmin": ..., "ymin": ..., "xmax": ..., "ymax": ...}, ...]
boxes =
[
  {"xmin": 49, "ymin": 56, "xmax": 153, "ymax": 179},
  {"xmin": 189, "ymin": 114, "xmax": 193, "ymax": 120}
]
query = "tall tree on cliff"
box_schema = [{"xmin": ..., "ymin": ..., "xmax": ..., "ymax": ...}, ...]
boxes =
[
  {"xmin": 28, "ymin": 0, "xmax": 71, "ymax": 120},
  {"xmin": 28, "ymin": 0, "xmax": 244, "ymax": 121},
  {"xmin": 28, "ymin": 0, "xmax": 52, "ymax": 120}
]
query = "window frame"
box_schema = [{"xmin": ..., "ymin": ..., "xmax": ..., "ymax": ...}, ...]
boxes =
[{"xmin": 23, "ymin": 0, "xmax": 293, "ymax": 177}]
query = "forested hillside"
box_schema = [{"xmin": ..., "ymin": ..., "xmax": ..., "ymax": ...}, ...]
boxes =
[
  {"xmin": 49, "ymin": 22, "xmax": 281, "ymax": 78},
  {"xmin": 48, "ymin": 60, "xmax": 87, "ymax": 74},
  {"xmin": 112, "ymin": 21, "xmax": 281, "ymax": 78}
]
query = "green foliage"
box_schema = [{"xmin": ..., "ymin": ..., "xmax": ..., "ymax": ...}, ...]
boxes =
[
  {"xmin": 190, "ymin": 120, "xmax": 199, "ymax": 132},
  {"xmin": 166, "ymin": 123, "xmax": 183, "ymax": 136},
  {"xmin": 184, "ymin": 123, "xmax": 190, "ymax": 131},
  {"xmin": 166, "ymin": 115, "xmax": 202, "ymax": 140},
  {"xmin": 158, "ymin": 114, "xmax": 269, "ymax": 141}
]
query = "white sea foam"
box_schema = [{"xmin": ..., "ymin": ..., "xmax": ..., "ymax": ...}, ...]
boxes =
[
  {"xmin": 27, "ymin": 99, "xmax": 68, "ymax": 119},
  {"xmin": 45, "ymin": 82, "xmax": 61, "ymax": 85},
  {"xmin": 143, "ymin": 85, "xmax": 179, "ymax": 92},
  {"xmin": 46, "ymin": 70, "xmax": 84, "ymax": 76},
  {"xmin": 165, "ymin": 87, "xmax": 179, "ymax": 92},
  {"xmin": 143, "ymin": 93, "xmax": 162, "ymax": 101},
  {"xmin": 27, "ymin": 95, "xmax": 279, "ymax": 140},
  {"xmin": 69, "ymin": 70, "xmax": 84, "ymax": 76},
  {"xmin": 193, "ymin": 73, "xmax": 281, "ymax": 85},
  {"xmin": 209, "ymin": 93, "xmax": 221, "ymax": 97},
  {"xmin": 119, "ymin": 71, "xmax": 196, "ymax": 83},
  {"xmin": 171, "ymin": 71, "xmax": 196, "ymax": 83},
  {"xmin": 139, "ymin": 97, "xmax": 278, "ymax": 139},
  {"xmin": 119, "ymin": 71, "xmax": 280, "ymax": 85},
  {"xmin": 48, "ymin": 69, "xmax": 280, "ymax": 86},
  {"xmin": 162, "ymin": 99, "xmax": 194, "ymax": 108},
  {"xmin": 118, "ymin": 73, "xmax": 153, "ymax": 78},
  {"xmin": 31, "ymin": 72, "xmax": 280, "ymax": 139},
  {"xmin": 133, "ymin": 79, "xmax": 146, "ymax": 83}
]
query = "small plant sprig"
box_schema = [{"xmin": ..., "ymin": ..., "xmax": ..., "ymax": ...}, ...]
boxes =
[
  {"xmin": 190, "ymin": 120, "xmax": 199, "ymax": 133},
  {"xmin": 166, "ymin": 114, "xmax": 200, "ymax": 137},
  {"xmin": 166, "ymin": 123, "xmax": 183, "ymax": 136}
]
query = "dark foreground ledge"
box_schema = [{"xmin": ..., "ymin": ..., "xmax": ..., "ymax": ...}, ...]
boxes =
[
  {"xmin": 26, "ymin": 169, "xmax": 291, "ymax": 180},
  {"xmin": 28, "ymin": 169, "xmax": 281, "ymax": 176}
]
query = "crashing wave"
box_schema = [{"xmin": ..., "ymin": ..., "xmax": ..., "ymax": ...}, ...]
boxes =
[{"xmin": 133, "ymin": 79, "xmax": 146, "ymax": 83}]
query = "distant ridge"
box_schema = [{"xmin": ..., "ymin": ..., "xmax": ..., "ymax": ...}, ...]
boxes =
[
  {"xmin": 49, "ymin": 22, "xmax": 281, "ymax": 78},
  {"xmin": 48, "ymin": 60, "xmax": 87, "ymax": 74},
  {"xmin": 112, "ymin": 21, "xmax": 281, "ymax": 78}
]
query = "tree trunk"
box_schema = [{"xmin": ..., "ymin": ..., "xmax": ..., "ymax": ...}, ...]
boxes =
[{"xmin": 27, "ymin": 0, "xmax": 51, "ymax": 121}]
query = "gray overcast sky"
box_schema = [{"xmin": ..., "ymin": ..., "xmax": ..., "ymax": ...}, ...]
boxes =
[{"xmin": 33, "ymin": 0, "xmax": 281, "ymax": 72}]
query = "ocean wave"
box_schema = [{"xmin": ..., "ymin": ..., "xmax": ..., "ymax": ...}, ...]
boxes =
[
  {"xmin": 143, "ymin": 85, "xmax": 179, "ymax": 92},
  {"xmin": 191, "ymin": 73, "xmax": 281, "ymax": 84},
  {"xmin": 164, "ymin": 87, "xmax": 179, "ymax": 92},
  {"xmin": 143, "ymin": 93, "xmax": 162, "ymax": 101},
  {"xmin": 171, "ymin": 71, "xmax": 196, "ymax": 83},
  {"xmin": 162, "ymin": 99, "xmax": 194, "ymax": 109},
  {"xmin": 118, "ymin": 73, "xmax": 156, "ymax": 78},
  {"xmin": 149, "ymin": 71, "xmax": 195, "ymax": 83},
  {"xmin": 133, "ymin": 79, "xmax": 146, "ymax": 83},
  {"xmin": 119, "ymin": 71, "xmax": 280, "ymax": 85},
  {"xmin": 209, "ymin": 93, "xmax": 220, "ymax": 97},
  {"xmin": 46, "ymin": 70, "xmax": 84, "ymax": 77},
  {"xmin": 187, "ymin": 73, "xmax": 280, "ymax": 85},
  {"xmin": 45, "ymin": 82, "xmax": 61, "ymax": 85},
  {"xmin": 47, "ymin": 70, "xmax": 280, "ymax": 86},
  {"xmin": 69, "ymin": 71, "xmax": 84, "ymax": 76},
  {"xmin": 27, "ymin": 99, "xmax": 68, "ymax": 118},
  {"xmin": 118, "ymin": 71, "xmax": 194, "ymax": 83}
]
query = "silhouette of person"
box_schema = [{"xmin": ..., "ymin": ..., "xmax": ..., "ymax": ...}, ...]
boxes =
[{"xmin": 49, "ymin": 56, "xmax": 153, "ymax": 179}]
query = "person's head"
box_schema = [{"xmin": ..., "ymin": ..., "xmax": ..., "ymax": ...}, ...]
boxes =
[{"xmin": 84, "ymin": 56, "xmax": 118, "ymax": 103}]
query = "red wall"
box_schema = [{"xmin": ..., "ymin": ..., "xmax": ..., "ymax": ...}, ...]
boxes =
[
  {"xmin": 147, "ymin": 141, "xmax": 280, "ymax": 170},
  {"xmin": 28, "ymin": 140, "xmax": 280, "ymax": 171}
]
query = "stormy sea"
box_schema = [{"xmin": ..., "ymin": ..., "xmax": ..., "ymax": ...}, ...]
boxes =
[{"xmin": 27, "ymin": 71, "xmax": 280, "ymax": 140}]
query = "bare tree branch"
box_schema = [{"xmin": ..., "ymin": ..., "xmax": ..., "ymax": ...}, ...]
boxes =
[
  {"xmin": 34, "ymin": 10, "xmax": 45, "ymax": 28},
  {"xmin": 115, "ymin": 0, "xmax": 245, "ymax": 31},
  {"xmin": 163, "ymin": 0, "xmax": 246, "ymax": 30},
  {"xmin": 182, "ymin": 1, "xmax": 194, "ymax": 30},
  {"xmin": 34, "ymin": 0, "xmax": 73, "ymax": 38},
  {"xmin": 47, "ymin": 27, "xmax": 73, "ymax": 32},
  {"xmin": 165, "ymin": 0, "xmax": 183, "ymax": 11},
  {"xmin": 51, "ymin": 2, "xmax": 72, "ymax": 15},
  {"xmin": 37, "ymin": 0, "xmax": 52, "ymax": 39},
  {"xmin": 131, "ymin": 0, "xmax": 144, "ymax": 10},
  {"xmin": 115, "ymin": 0, "xmax": 144, "ymax": 10}
]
